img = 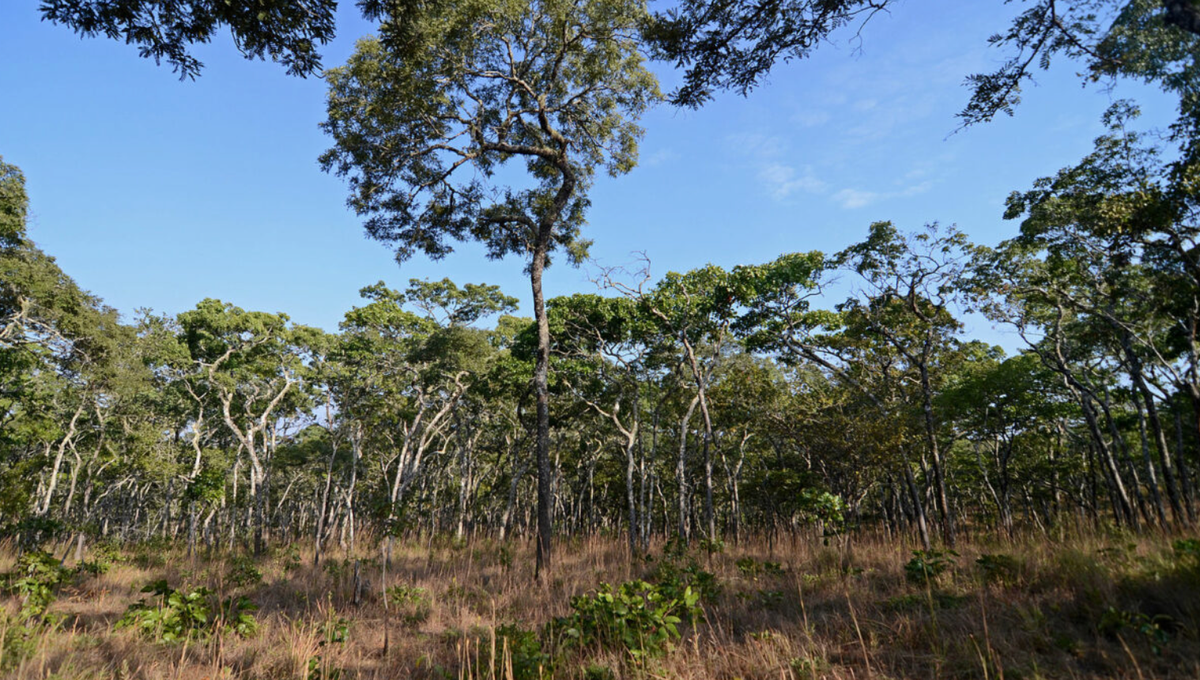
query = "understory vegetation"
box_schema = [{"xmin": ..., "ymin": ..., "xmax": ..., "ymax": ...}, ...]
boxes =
[{"xmin": 2, "ymin": 532, "xmax": 1200, "ymax": 679}]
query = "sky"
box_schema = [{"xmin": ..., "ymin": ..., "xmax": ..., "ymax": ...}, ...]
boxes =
[{"xmin": 0, "ymin": 1, "xmax": 1180, "ymax": 348}]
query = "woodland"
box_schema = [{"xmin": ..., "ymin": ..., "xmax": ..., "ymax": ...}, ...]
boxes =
[{"xmin": 3, "ymin": 1, "xmax": 1200, "ymax": 678}]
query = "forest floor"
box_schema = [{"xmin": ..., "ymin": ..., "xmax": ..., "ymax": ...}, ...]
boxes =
[{"xmin": 1, "ymin": 528, "xmax": 1199, "ymax": 679}]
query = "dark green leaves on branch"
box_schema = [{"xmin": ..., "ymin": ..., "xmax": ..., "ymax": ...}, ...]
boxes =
[
  {"xmin": 320, "ymin": 0, "xmax": 660, "ymax": 265},
  {"xmin": 39, "ymin": 0, "xmax": 337, "ymax": 79}
]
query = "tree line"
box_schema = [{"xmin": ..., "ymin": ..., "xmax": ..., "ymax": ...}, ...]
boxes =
[{"xmin": 3, "ymin": 93, "xmax": 1199, "ymax": 563}]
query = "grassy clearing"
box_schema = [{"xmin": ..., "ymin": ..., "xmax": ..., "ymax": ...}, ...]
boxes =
[{"xmin": 1, "ymin": 530, "xmax": 1199, "ymax": 679}]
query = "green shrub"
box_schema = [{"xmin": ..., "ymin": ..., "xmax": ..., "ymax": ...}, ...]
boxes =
[
  {"xmin": 3, "ymin": 550, "xmax": 71, "ymax": 621},
  {"xmin": 117, "ymin": 580, "xmax": 212, "ymax": 642},
  {"xmin": 904, "ymin": 549, "xmax": 957, "ymax": 586},
  {"xmin": 651, "ymin": 545, "xmax": 721, "ymax": 604},
  {"xmin": 789, "ymin": 656, "xmax": 829, "ymax": 680},
  {"xmin": 307, "ymin": 616, "xmax": 350, "ymax": 680},
  {"xmin": 226, "ymin": 555, "xmax": 263, "ymax": 588},
  {"xmin": 1, "ymin": 615, "xmax": 39, "ymax": 669},
  {"xmin": 737, "ymin": 588, "xmax": 785, "ymax": 609},
  {"xmin": 495, "ymin": 623, "xmax": 551, "ymax": 680},
  {"xmin": 117, "ymin": 580, "xmax": 258, "ymax": 642},
  {"xmin": 556, "ymin": 579, "xmax": 701, "ymax": 660},
  {"xmin": 1173, "ymin": 538, "xmax": 1200, "ymax": 569},
  {"xmin": 216, "ymin": 595, "xmax": 260, "ymax": 638},
  {"xmin": 1097, "ymin": 606, "xmax": 1173, "ymax": 655},
  {"xmin": 582, "ymin": 663, "xmax": 616, "ymax": 680},
  {"xmin": 387, "ymin": 584, "xmax": 432, "ymax": 628}
]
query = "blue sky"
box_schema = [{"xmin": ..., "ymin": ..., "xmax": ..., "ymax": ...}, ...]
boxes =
[{"xmin": 0, "ymin": 1, "xmax": 1178, "ymax": 346}]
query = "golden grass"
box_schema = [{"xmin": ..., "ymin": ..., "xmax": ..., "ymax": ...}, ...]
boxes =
[{"xmin": 2, "ymin": 528, "xmax": 1199, "ymax": 679}]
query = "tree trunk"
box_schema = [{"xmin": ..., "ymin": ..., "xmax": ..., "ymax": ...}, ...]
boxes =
[
  {"xmin": 676, "ymin": 393, "xmax": 700, "ymax": 543},
  {"xmin": 531, "ymin": 234, "xmax": 553, "ymax": 579}
]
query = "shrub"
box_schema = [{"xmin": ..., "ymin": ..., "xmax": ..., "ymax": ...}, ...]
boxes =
[
  {"xmin": 1098, "ymin": 606, "xmax": 1173, "ymax": 655},
  {"xmin": 556, "ymin": 579, "xmax": 701, "ymax": 660},
  {"xmin": 226, "ymin": 555, "xmax": 263, "ymax": 588},
  {"xmin": 307, "ymin": 615, "xmax": 350, "ymax": 680},
  {"xmin": 651, "ymin": 545, "xmax": 721, "ymax": 604},
  {"xmin": 3, "ymin": 550, "xmax": 71, "ymax": 621},
  {"xmin": 217, "ymin": 595, "xmax": 260, "ymax": 638},
  {"xmin": 118, "ymin": 580, "xmax": 213, "ymax": 642},
  {"xmin": 387, "ymin": 584, "xmax": 431, "ymax": 628},
  {"xmin": 904, "ymin": 549, "xmax": 957, "ymax": 586},
  {"xmin": 495, "ymin": 623, "xmax": 551, "ymax": 680},
  {"xmin": 1172, "ymin": 538, "xmax": 1200, "ymax": 569},
  {"xmin": 117, "ymin": 579, "xmax": 258, "ymax": 642}
]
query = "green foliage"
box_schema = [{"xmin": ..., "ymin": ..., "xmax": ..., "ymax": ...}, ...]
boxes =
[
  {"xmin": 217, "ymin": 595, "xmax": 260, "ymax": 638},
  {"xmin": 321, "ymin": 0, "xmax": 660, "ymax": 265},
  {"xmin": 1098, "ymin": 607, "xmax": 1174, "ymax": 655},
  {"xmin": 117, "ymin": 580, "xmax": 257, "ymax": 642},
  {"xmin": 904, "ymin": 550, "xmax": 958, "ymax": 586},
  {"xmin": 226, "ymin": 555, "xmax": 263, "ymax": 588},
  {"xmin": 3, "ymin": 550, "xmax": 71, "ymax": 621},
  {"xmin": 117, "ymin": 580, "xmax": 212, "ymax": 642},
  {"xmin": 40, "ymin": 0, "xmax": 337, "ymax": 79},
  {"xmin": 495, "ymin": 623, "xmax": 551, "ymax": 680},
  {"xmin": 737, "ymin": 588, "xmax": 784, "ymax": 609},
  {"xmin": 0, "ymin": 615, "xmax": 39, "ymax": 669},
  {"xmin": 75, "ymin": 558, "xmax": 110, "ymax": 577},
  {"xmin": 582, "ymin": 663, "xmax": 616, "ymax": 680},
  {"xmin": 788, "ymin": 655, "xmax": 830, "ymax": 680},
  {"xmin": 307, "ymin": 613, "xmax": 351, "ymax": 680},
  {"xmin": 0, "ymin": 158, "xmax": 27, "ymax": 247},
  {"xmin": 735, "ymin": 557, "xmax": 786, "ymax": 580},
  {"xmin": 387, "ymin": 584, "xmax": 432, "ymax": 628},
  {"xmin": 556, "ymin": 579, "xmax": 701, "ymax": 660},
  {"xmin": 651, "ymin": 550, "xmax": 721, "ymax": 605},
  {"xmin": 1173, "ymin": 538, "xmax": 1200, "ymax": 568}
]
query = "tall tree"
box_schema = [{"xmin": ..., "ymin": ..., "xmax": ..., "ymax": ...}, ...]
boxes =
[{"xmin": 320, "ymin": 0, "xmax": 659, "ymax": 577}]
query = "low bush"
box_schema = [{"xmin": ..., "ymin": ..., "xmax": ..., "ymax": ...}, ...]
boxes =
[
  {"xmin": 116, "ymin": 579, "xmax": 257, "ymax": 642},
  {"xmin": 556, "ymin": 579, "xmax": 701, "ymax": 660},
  {"xmin": 904, "ymin": 549, "xmax": 957, "ymax": 586},
  {"xmin": 387, "ymin": 584, "xmax": 431, "ymax": 628}
]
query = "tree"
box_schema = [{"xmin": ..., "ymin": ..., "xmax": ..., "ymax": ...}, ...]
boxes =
[
  {"xmin": 176, "ymin": 299, "xmax": 306, "ymax": 554},
  {"xmin": 320, "ymin": 0, "xmax": 659, "ymax": 578},
  {"xmin": 551, "ymin": 293, "xmax": 653, "ymax": 555},
  {"xmin": 646, "ymin": 0, "xmax": 1200, "ymax": 122},
  {"xmin": 835, "ymin": 222, "xmax": 978, "ymax": 547},
  {"xmin": 39, "ymin": 0, "xmax": 337, "ymax": 78},
  {"xmin": 982, "ymin": 104, "xmax": 1200, "ymax": 527}
]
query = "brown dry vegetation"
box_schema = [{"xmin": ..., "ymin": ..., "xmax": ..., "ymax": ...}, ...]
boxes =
[{"xmin": 2, "ymin": 528, "xmax": 1199, "ymax": 680}]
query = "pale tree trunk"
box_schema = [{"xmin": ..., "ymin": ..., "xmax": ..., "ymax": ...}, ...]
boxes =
[
  {"xmin": 531, "ymin": 232, "xmax": 554, "ymax": 579},
  {"xmin": 38, "ymin": 402, "xmax": 85, "ymax": 516},
  {"xmin": 1121, "ymin": 331, "xmax": 1186, "ymax": 525},
  {"xmin": 676, "ymin": 393, "xmax": 700, "ymax": 542}
]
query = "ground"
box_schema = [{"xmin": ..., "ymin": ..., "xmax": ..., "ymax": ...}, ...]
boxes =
[{"xmin": 2, "ymin": 528, "xmax": 1199, "ymax": 679}]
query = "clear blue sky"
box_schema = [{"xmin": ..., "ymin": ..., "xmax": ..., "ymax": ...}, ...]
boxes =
[{"xmin": 0, "ymin": 1, "xmax": 1177, "ymax": 346}]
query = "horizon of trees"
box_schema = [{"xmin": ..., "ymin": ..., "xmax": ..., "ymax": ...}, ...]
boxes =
[{"xmin": 4, "ymin": 89, "xmax": 1199, "ymax": 563}]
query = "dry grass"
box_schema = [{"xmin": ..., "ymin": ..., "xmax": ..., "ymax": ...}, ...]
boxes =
[{"xmin": 2, "ymin": 528, "xmax": 1199, "ymax": 679}]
